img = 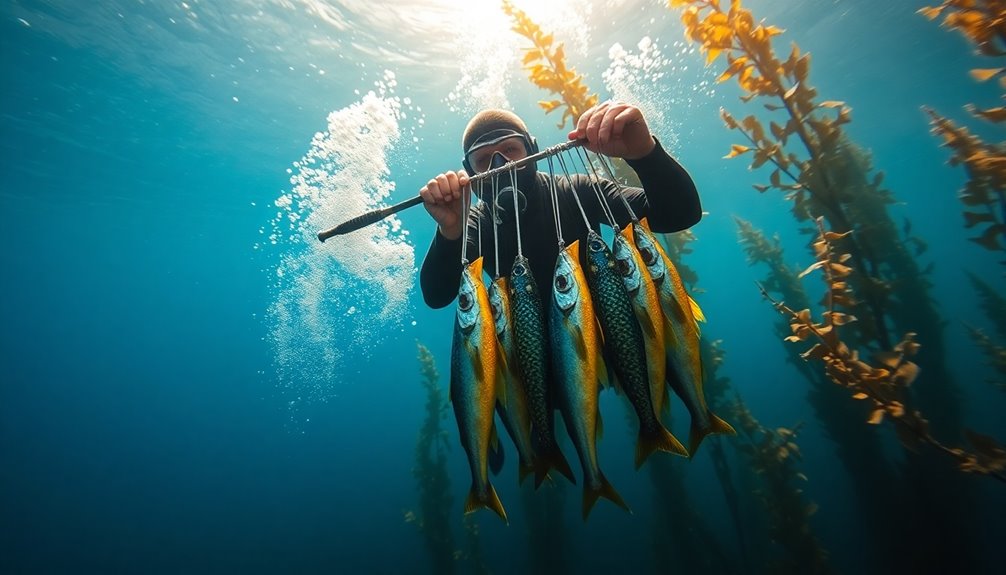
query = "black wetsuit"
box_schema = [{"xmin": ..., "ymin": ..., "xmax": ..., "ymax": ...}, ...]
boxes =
[{"xmin": 420, "ymin": 138, "xmax": 701, "ymax": 309}]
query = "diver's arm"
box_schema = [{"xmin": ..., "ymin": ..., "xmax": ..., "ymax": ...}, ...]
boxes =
[
  {"xmin": 420, "ymin": 230, "xmax": 464, "ymax": 308},
  {"xmin": 621, "ymin": 137, "xmax": 702, "ymax": 232}
]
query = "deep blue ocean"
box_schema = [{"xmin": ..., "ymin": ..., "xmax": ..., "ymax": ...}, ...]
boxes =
[{"xmin": 3, "ymin": 1, "xmax": 1005, "ymax": 573}]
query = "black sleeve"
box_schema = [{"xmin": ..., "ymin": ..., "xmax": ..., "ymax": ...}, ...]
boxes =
[
  {"xmin": 605, "ymin": 137, "xmax": 702, "ymax": 233},
  {"xmin": 419, "ymin": 229, "xmax": 464, "ymax": 309}
]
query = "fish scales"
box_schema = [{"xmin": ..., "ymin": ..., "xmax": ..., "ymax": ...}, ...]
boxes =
[
  {"xmin": 508, "ymin": 255, "xmax": 575, "ymax": 487},
  {"xmin": 549, "ymin": 241, "xmax": 628, "ymax": 519},
  {"xmin": 635, "ymin": 218, "xmax": 735, "ymax": 457},
  {"xmin": 583, "ymin": 230, "xmax": 688, "ymax": 468},
  {"xmin": 450, "ymin": 257, "xmax": 508, "ymax": 523},
  {"xmin": 489, "ymin": 275, "xmax": 537, "ymax": 485}
]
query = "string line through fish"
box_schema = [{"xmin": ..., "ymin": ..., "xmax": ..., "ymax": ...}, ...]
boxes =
[
  {"xmin": 574, "ymin": 146, "xmax": 619, "ymax": 232},
  {"xmin": 555, "ymin": 150, "xmax": 593, "ymax": 234},
  {"xmin": 596, "ymin": 153, "xmax": 641, "ymax": 225},
  {"xmin": 547, "ymin": 154, "xmax": 565, "ymax": 249}
]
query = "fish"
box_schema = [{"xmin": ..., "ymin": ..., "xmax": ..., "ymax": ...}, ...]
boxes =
[
  {"xmin": 549, "ymin": 241, "xmax": 629, "ymax": 519},
  {"xmin": 635, "ymin": 218, "xmax": 735, "ymax": 456},
  {"xmin": 488, "ymin": 275, "xmax": 536, "ymax": 485},
  {"xmin": 583, "ymin": 229, "xmax": 689, "ymax": 468},
  {"xmin": 612, "ymin": 225, "xmax": 668, "ymax": 419},
  {"xmin": 508, "ymin": 254, "xmax": 576, "ymax": 488},
  {"xmin": 450, "ymin": 256, "xmax": 508, "ymax": 523}
]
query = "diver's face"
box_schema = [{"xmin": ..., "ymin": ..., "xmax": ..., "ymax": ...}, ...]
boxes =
[{"xmin": 466, "ymin": 134, "xmax": 530, "ymax": 174}]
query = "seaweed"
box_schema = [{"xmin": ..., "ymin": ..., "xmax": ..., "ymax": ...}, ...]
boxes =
[
  {"xmin": 406, "ymin": 343, "xmax": 458, "ymax": 574},
  {"xmin": 501, "ymin": 0, "xmax": 599, "ymax": 128},
  {"xmin": 761, "ymin": 218, "xmax": 1006, "ymax": 481},
  {"xmin": 729, "ymin": 399, "xmax": 832, "ymax": 575}
]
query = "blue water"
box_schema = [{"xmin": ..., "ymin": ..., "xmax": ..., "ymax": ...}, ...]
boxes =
[{"xmin": 3, "ymin": 0, "xmax": 1005, "ymax": 573}]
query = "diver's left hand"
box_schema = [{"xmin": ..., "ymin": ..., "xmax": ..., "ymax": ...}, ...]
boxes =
[{"xmin": 568, "ymin": 101, "xmax": 656, "ymax": 160}]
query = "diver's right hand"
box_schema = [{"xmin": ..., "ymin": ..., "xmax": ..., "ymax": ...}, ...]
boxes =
[{"xmin": 420, "ymin": 170, "xmax": 470, "ymax": 241}]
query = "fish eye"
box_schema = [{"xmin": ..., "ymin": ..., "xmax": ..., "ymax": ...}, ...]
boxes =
[
  {"xmin": 589, "ymin": 239, "xmax": 604, "ymax": 252},
  {"xmin": 513, "ymin": 263, "xmax": 526, "ymax": 276},
  {"xmin": 555, "ymin": 274, "xmax": 571, "ymax": 293},
  {"xmin": 459, "ymin": 293, "xmax": 473, "ymax": 311}
]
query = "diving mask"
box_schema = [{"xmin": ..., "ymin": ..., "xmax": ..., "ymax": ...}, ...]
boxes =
[{"xmin": 463, "ymin": 129, "xmax": 534, "ymax": 174}]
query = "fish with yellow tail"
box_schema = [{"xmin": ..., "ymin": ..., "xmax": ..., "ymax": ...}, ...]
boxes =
[
  {"xmin": 450, "ymin": 256, "xmax": 508, "ymax": 523},
  {"xmin": 612, "ymin": 224, "xmax": 668, "ymax": 419},
  {"xmin": 550, "ymin": 241, "xmax": 629, "ymax": 520},
  {"xmin": 635, "ymin": 218, "xmax": 735, "ymax": 457},
  {"xmin": 584, "ymin": 229, "xmax": 688, "ymax": 468},
  {"xmin": 508, "ymin": 255, "xmax": 576, "ymax": 488},
  {"xmin": 488, "ymin": 275, "xmax": 537, "ymax": 485}
]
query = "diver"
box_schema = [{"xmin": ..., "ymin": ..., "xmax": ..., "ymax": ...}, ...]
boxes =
[{"xmin": 419, "ymin": 101, "xmax": 701, "ymax": 308}]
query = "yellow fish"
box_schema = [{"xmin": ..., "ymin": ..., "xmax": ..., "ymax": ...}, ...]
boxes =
[
  {"xmin": 550, "ymin": 241, "xmax": 630, "ymax": 519},
  {"xmin": 636, "ymin": 219, "xmax": 735, "ymax": 456},
  {"xmin": 450, "ymin": 257, "xmax": 507, "ymax": 523}
]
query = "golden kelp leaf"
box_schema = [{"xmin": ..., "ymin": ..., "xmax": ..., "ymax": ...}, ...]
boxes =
[
  {"xmin": 916, "ymin": 6, "xmax": 944, "ymax": 20},
  {"xmin": 784, "ymin": 83, "xmax": 799, "ymax": 100},
  {"xmin": 829, "ymin": 262, "xmax": 853, "ymax": 277},
  {"xmin": 965, "ymin": 429, "xmax": 1006, "ymax": 459},
  {"xmin": 724, "ymin": 144, "xmax": 752, "ymax": 158},
  {"xmin": 887, "ymin": 401, "xmax": 906, "ymax": 418},
  {"xmin": 874, "ymin": 351, "xmax": 901, "ymax": 369},
  {"xmin": 867, "ymin": 409, "xmax": 885, "ymax": 424},
  {"xmin": 721, "ymin": 108, "xmax": 738, "ymax": 129},
  {"xmin": 969, "ymin": 106, "xmax": 1006, "ymax": 123},
  {"xmin": 753, "ymin": 183, "xmax": 770, "ymax": 192},
  {"xmin": 798, "ymin": 260, "xmax": 825, "ymax": 278},
  {"xmin": 894, "ymin": 362, "xmax": 920, "ymax": 386},
  {"xmin": 669, "ymin": 0, "xmax": 691, "ymax": 7},
  {"xmin": 717, "ymin": 57, "xmax": 749, "ymax": 83},
  {"xmin": 962, "ymin": 211, "xmax": 993, "ymax": 228},
  {"xmin": 818, "ymin": 100, "xmax": 845, "ymax": 108},
  {"xmin": 970, "ymin": 68, "xmax": 1003, "ymax": 82},
  {"xmin": 824, "ymin": 231, "xmax": 852, "ymax": 241},
  {"xmin": 851, "ymin": 392, "xmax": 869, "ymax": 400}
]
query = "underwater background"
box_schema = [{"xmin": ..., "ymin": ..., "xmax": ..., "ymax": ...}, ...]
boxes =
[{"xmin": 2, "ymin": 0, "xmax": 1005, "ymax": 573}]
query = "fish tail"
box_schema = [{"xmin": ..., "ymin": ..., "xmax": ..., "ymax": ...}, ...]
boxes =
[
  {"xmin": 582, "ymin": 473, "xmax": 631, "ymax": 521},
  {"xmin": 689, "ymin": 411, "xmax": 737, "ymax": 458},
  {"xmin": 465, "ymin": 482, "xmax": 509, "ymax": 525},
  {"xmin": 635, "ymin": 424, "xmax": 689, "ymax": 469},
  {"xmin": 533, "ymin": 444, "xmax": 576, "ymax": 489}
]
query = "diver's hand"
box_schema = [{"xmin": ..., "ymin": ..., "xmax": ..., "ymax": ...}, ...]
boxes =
[
  {"xmin": 568, "ymin": 101, "xmax": 656, "ymax": 160},
  {"xmin": 420, "ymin": 170, "xmax": 470, "ymax": 241}
]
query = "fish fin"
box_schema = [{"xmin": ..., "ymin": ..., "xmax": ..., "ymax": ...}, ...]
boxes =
[
  {"xmin": 582, "ymin": 472, "xmax": 631, "ymax": 521},
  {"xmin": 639, "ymin": 311, "xmax": 657, "ymax": 340},
  {"xmin": 639, "ymin": 217, "xmax": 651, "ymax": 232},
  {"xmin": 689, "ymin": 294, "xmax": 706, "ymax": 323},
  {"xmin": 688, "ymin": 411, "xmax": 737, "ymax": 458},
  {"xmin": 573, "ymin": 325, "xmax": 588, "ymax": 363},
  {"xmin": 534, "ymin": 442, "xmax": 576, "ymax": 489},
  {"xmin": 465, "ymin": 482, "xmax": 509, "ymax": 525},
  {"xmin": 635, "ymin": 425, "xmax": 689, "ymax": 469},
  {"xmin": 489, "ymin": 426, "xmax": 505, "ymax": 476}
]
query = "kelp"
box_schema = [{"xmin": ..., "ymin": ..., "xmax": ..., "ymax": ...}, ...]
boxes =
[
  {"xmin": 737, "ymin": 217, "xmax": 908, "ymax": 572},
  {"xmin": 729, "ymin": 399, "xmax": 832, "ymax": 575},
  {"xmin": 761, "ymin": 218, "xmax": 1006, "ymax": 481},
  {"xmin": 406, "ymin": 343, "xmax": 458, "ymax": 574},
  {"xmin": 967, "ymin": 273, "xmax": 1006, "ymax": 389},
  {"xmin": 923, "ymin": 108, "xmax": 1006, "ymax": 256},
  {"xmin": 501, "ymin": 0, "xmax": 599, "ymax": 128}
]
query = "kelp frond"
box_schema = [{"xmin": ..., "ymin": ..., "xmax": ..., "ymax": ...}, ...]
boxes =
[
  {"xmin": 924, "ymin": 108, "xmax": 1006, "ymax": 255},
  {"xmin": 502, "ymin": 0, "xmax": 599, "ymax": 127},
  {"xmin": 919, "ymin": 1, "xmax": 1006, "ymax": 75},
  {"xmin": 969, "ymin": 272, "xmax": 1006, "ymax": 337},
  {"xmin": 964, "ymin": 323, "xmax": 1006, "ymax": 391},
  {"xmin": 762, "ymin": 219, "xmax": 1006, "ymax": 481},
  {"xmin": 729, "ymin": 398, "xmax": 832, "ymax": 574},
  {"xmin": 407, "ymin": 343, "xmax": 457, "ymax": 573}
]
